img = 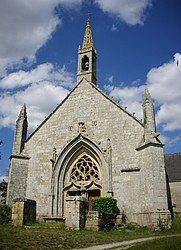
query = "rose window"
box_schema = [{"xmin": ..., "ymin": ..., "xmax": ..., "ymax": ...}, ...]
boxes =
[{"xmin": 70, "ymin": 155, "xmax": 100, "ymax": 185}]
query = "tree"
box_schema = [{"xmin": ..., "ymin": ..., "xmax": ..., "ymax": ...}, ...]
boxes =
[
  {"xmin": 0, "ymin": 179, "xmax": 7, "ymax": 204},
  {"xmin": 0, "ymin": 141, "xmax": 7, "ymax": 204}
]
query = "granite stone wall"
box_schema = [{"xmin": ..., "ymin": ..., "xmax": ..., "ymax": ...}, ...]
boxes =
[
  {"xmin": 24, "ymin": 79, "xmax": 144, "ymax": 219},
  {"xmin": 6, "ymin": 156, "xmax": 29, "ymax": 205},
  {"xmin": 169, "ymin": 181, "xmax": 181, "ymax": 216},
  {"xmin": 12, "ymin": 198, "xmax": 36, "ymax": 226},
  {"xmin": 65, "ymin": 196, "xmax": 86, "ymax": 230}
]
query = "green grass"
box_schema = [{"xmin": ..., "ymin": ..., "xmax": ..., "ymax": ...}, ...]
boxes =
[
  {"xmin": 24, "ymin": 221, "xmax": 65, "ymax": 228},
  {"xmin": 129, "ymin": 236, "xmax": 181, "ymax": 250},
  {"xmin": 0, "ymin": 217, "xmax": 180, "ymax": 249},
  {"xmin": 171, "ymin": 216, "xmax": 181, "ymax": 233}
]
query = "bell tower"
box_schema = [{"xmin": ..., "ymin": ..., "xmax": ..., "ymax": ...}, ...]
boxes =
[{"xmin": 77, "ymin": 18, "xmax": 97, "ymax": 85}]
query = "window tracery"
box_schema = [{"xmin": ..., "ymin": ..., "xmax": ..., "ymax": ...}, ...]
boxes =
[{"xmin": 70, "ymin": 155, "xmax": 100, "ymax": 186}]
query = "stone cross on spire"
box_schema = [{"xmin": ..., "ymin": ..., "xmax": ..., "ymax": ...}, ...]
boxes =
[{"xmin": 82, "ymin": 17, "xmax": 93, "ymax": 49}]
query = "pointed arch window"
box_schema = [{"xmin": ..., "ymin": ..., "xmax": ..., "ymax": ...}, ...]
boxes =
[{"xmin": 70, "ymin": 154, "xmax": 100, "ymax": 186}]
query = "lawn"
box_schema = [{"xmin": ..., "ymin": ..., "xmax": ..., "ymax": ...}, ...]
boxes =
[
  {"xmin": 129, "ymin": 236, "xmax": 181, "ymax": 250},
  {"xmin": 0, "ymin": 217, "xmax": 181, "ymax": 249}
]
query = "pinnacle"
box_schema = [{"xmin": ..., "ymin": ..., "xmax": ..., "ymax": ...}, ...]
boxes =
[
  {"xmin": 144, "ymin": 87, "xmax": 151, "ymax": 101},
  {"xmin": 19, "ymin": 104, "xmax": 27, "ymax": 119}
]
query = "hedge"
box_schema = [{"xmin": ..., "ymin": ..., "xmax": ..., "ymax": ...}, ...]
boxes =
[
  {"xmin": 92, "ymin": 197, "xmax": 120, "ymax": 230},
  {"xmin": 92, "ymin": 197, "xmax": 120, "ymax": 215}
]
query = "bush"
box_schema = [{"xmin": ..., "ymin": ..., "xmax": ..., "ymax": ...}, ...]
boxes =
[
  {"xmin": 92, "ymin": 197, "xmax": 119, "ymax": 215},
  {"xmin": 0, "ymin": 180, "xmax": 8, "ymax": 204},
  {"xmin": 0, "ymin": 205, "xmax": 11, "ymax": 224},
  {"xmin": 92, "ymin": 197, "xmax": 120, "ymax": 230}
]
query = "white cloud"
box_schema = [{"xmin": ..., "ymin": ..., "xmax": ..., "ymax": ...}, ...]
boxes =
[
  {"xmin": 105, "ymin": 53, "xmax": 181, "ymax": 134},
  {"xmin": 111, "ymin": 24, "xmax": 118, "ymax": 31},
  {"xmin": 0, "ymin": 0, "xmax": 82, "ymax": 76},
  {"xmin": 154, "ymin": 103, "xmax": 181, "ymax": 131},
  {"xmin": 106, "ymin": 84, "xmax": 145, "ymax": 119},
  {"xmin": 148, "ymin": 53, "xmax": 181, "ymax": 131},
  {"xmin": 0, "ymin": 63, "xmax": 74, "ymax": 89},
  {"xmin": 158, "ymin": 134, "xmax": 169, "ymax": 145},
  {"xmin": 167, "ymin": 133, "xmax": 181, "ymax": 148},
  {"xmin": 0, "ymin": 175, "xmax": 8, "ymax": 182},
  {"xmin": 0, "ymin": 63, "xmax": 75, "ymax": 132},
  {"xmin": 160, "ymin": 133, "xmax": 181, "ymax": 148},
  {"xmin": 108, "ymin": 75, "xmax": 114, "ymax": 83},
  {"xmin": 95, "ymin": 0, "xmax": 152, "ymax": 25}
]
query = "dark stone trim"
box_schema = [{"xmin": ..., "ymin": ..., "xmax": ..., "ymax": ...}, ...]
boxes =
[
  {"xmin": 9, "ymin": 154, "xmax": 31, "ymax": 160},
  {"xmin": 43, "ymin": 217, "xmax": 65, "ymax": 222},
  {"xmin": 121, "ymin": 168, "xmax": 140, "ymax": 172},
  {"xmin": 136, "ymin": 142, "xmax": 164, "ymax": 151},
  {"xmin": 169, "ymin": 180, "xmax": 181, "ymax": 183}
]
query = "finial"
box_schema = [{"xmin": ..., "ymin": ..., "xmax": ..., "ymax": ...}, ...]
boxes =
[{"xmin": 87, "ymin": 12, "xmax": 92, "ymax": 22}]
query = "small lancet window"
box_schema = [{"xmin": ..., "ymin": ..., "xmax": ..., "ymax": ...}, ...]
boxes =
[{"xmin": 82, "ymin": 55, "xmax": 89, "ymax": 71}]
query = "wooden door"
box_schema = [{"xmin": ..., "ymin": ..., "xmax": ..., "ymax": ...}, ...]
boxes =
[{"xmin": 88, "ymin": 189, "xmax": 100, "ymax": 211}]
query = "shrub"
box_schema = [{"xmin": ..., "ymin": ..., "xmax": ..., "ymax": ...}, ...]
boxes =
[
  {"xmin": 92, "ymin": 197, "xmax": 119, "ymax": 215},
  {"xmin": 158, "ymin": 216, "xmax": 166, "ymax": 231},
  {"xmin": 0, "ymin": 180, "xmax": 8, "ymax": 204},
  {"xmin": 0, "ymin": 205, "xmax": 11, "ymax": 224},
  {"xmin": 92, "ymin": 197, "xmax": 120, "ymax": 230}
]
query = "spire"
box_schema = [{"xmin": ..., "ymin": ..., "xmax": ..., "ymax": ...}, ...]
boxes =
[
  {"xmin": 12, "ymin": 104, "xmax": 28, "ymax": 155},
  {"xmin": 82, "ymin": 17, "xmax": 93, "ymax": 49}
]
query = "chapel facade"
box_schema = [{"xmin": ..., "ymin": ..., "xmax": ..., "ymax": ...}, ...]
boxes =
[{"xmin": 7, "ymin": 19, "xmax": 171, "ymax": 227}]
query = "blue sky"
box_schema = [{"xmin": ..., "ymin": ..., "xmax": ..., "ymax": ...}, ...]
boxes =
[{"xmin": 0, "ymin": 0, "xmax": 181, "ymax": 179}]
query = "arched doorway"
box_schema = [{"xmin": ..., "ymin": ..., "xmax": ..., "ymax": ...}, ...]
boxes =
[
  {"xmin": 64, "ymin": 152, "xmax": 102, "ymax": 212},
  {"xmin": 52, "ymin": 135, "xmax": 109, "ymax": 217}
]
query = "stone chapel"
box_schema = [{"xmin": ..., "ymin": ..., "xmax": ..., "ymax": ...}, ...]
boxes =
[{"xmin": 7, "ymin": 18, "xmax": 171, "ymax": 227}]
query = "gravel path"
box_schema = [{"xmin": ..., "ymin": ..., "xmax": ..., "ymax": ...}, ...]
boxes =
[{"xmin": 75, "ymin": 234, "xmax": 181, "ymax": 250}]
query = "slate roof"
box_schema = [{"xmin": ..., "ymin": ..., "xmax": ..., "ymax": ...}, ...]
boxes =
[{"xmin": 164, "ymin": 153, "xmax": 181, "ymax": 182}]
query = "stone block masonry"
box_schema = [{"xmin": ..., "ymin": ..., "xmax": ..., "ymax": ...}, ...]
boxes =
[
  {"xmin": 12, "ymin": 198, "xmax": 36, "ymax": 226},
  {"xmin": 65, "ymin": 196, "xmax": 87, "ymax": 230}
]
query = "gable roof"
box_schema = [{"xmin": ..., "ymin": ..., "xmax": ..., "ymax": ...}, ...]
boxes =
[{"xmin": 26, "ymin": 78, "xmax": 143, "ymax": 142}]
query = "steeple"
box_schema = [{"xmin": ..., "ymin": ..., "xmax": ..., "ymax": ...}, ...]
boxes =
[
  {"xmin": 77, "ymin": 17, "xmax": 97, "ymax": 85},
  {"xmin": 12, "ymin": 104, "xmax": 28, "ymax": 155}
]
